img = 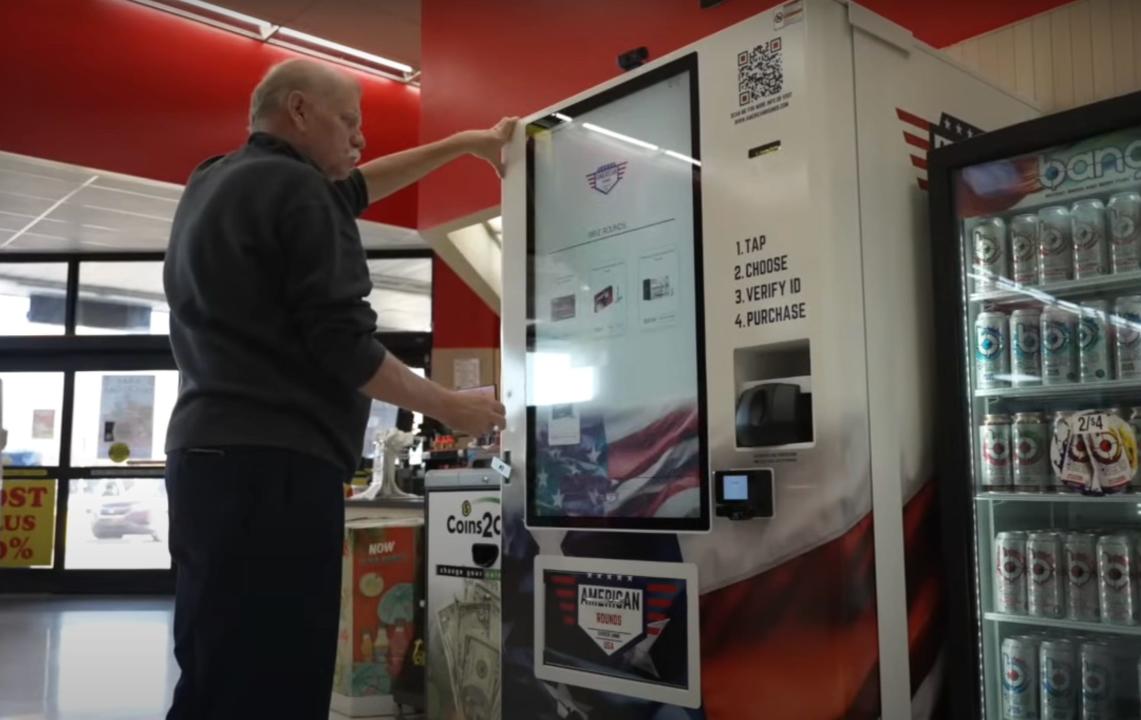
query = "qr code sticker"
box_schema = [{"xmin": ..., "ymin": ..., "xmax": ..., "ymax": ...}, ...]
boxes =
[{"xmin": 737, "ymin": 38, "xmax": 783, "ymax": 106}]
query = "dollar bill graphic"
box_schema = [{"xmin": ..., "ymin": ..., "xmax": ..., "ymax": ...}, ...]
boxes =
[{"xmin": 460, "ymin": 633, "xmax": 501, "ymax": 720}]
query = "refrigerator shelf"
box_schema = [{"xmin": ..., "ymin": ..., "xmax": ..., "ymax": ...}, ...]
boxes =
[
  {"xmin": 975, "ymin": 377, "xmax": 1141, "ymax": 400},
  {"xmin": 969, "ymin": 270, "xmax": 1141, "ymax": 306},
  {"xmin": 984, "ymin": 611, "xmax": 1141, "ymax": 637},
  {"xmin": 975, "ymin": 491, "xmax": 1141, "ymax": 503}
]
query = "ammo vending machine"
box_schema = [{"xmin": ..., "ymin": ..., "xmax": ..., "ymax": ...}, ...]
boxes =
[
  {"xmin": 931, "ymin": 89, "xmax": 1141, "ymax": 718},
  {"xmin": 493, "ymin": 1, "xmax": 1038, "ymax": 718}
]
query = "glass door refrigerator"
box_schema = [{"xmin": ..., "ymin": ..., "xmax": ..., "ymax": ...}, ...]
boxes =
[{"xmin": 930, "ymin": 90, "xmax": 1141, "ymax": 720}]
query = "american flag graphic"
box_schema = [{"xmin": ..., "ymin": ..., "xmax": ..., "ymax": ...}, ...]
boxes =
[
  {"xmin": 896, "ymin": 108, "xmax": 984, "ymax": 191},
  {"xmin": 533, "ymin": 404, "xmax": 700, "ymax": 520}
]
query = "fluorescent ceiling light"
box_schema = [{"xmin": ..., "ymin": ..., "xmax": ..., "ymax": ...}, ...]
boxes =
[
  {"xmin": 129, "ymin": 0, "xmax": 415, "ymax": 80},
  {"xmin": 664, "ymin": 150, "xmax": 701, "ymax": 167},
  {"xmin": 274, "ymin": 27, "xmax": 413, "ymax": 74},
  {"xmin": 175, "ymin": 0, "xmax": 274, "ymax": 35},
  {"xmin": 131, "ymin": 0, "xmax": 276, "ymax": 39},
  {"xmin": 553, "ymin": 113, "xmax": 573, "ymax": 123},
  {"xmin": 582, "ymin": 123, "xmax": 658, "ymax": 151}
]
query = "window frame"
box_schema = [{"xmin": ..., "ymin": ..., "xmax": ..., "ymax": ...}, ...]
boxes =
[{"xmin": 0, "ymin": 248, "xmax": 433, "ymax": 593}]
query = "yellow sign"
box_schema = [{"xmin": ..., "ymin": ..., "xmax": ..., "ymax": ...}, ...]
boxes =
[{"xmin": 0, "ymin": 478, "xmax": 56, "ymax": 567}]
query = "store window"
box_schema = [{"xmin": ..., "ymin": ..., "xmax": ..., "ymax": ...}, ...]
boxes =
[
  {"xmin": 77, "ymin": 262, "xmax": 170, "ymax": 335},
  {"xmin": 366, "ymin": 258, "xmax": 432, "ymax": 332},
  {"xmin": 0, "ymin": 263, "xmax": 68, "ymax": 336},
  {"xmin": 0, "ymin": 371, "xmax": 64, "ymax": 466},
  {"xmin": 70, "ymin": 370, "xmax": 179, "ymax": 467},
  {"xmin": 64, "ymin": 478, "xmax": 169, "ymax": 570}
]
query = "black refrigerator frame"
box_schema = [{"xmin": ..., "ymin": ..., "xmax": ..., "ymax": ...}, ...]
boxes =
[{"xmin": 929, "ymin": 88, "xmax": 1141, "ymax": 720}]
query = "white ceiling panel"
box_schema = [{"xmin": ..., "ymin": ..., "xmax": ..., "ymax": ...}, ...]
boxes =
[{"xmin": 0, "ymin": 152, "xmax": 431, "ymax": 305}]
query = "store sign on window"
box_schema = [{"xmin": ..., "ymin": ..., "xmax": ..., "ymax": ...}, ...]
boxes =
[{"xmin": 0, "ymin": 477, "xmax": 56, "ymax": 567}]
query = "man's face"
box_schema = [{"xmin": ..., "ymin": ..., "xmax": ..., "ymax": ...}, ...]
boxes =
[{"xmin": 296, "ymin": 81, "xmax": 365, "ymax": 180}]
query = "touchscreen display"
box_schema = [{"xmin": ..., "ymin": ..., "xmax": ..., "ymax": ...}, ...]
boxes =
[{"xmin": 525, "ymin": 54, "xmax": 707, "ymax": 531}]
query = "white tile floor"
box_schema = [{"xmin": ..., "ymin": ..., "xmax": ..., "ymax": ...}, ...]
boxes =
[{"xmin": 0, "ymin": 597, "xmax": 363, "ymax": 720}]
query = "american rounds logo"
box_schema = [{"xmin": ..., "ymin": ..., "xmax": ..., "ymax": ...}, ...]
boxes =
[
  {"xmin": 1079, "ymin": 317, "xmax": 1100, "ymax": 349},
  {"xmin": 1044, "ymin": 321, "xmax": 1070, "ymax": 353},
  {"xmin": 977, "ymin": 326, "xmax": 1004, "ymax": 360},
  {"xmin": 1074, "ymin": 222, "xmax": 1099, "ymax": 249},
  {"xmin": 1041, "ymin": 228, "xmax": 1067, "ymax": 255},
  {"xmin": 1012, "ymin": 234, "xmax": 1034, "ymax": 260}
]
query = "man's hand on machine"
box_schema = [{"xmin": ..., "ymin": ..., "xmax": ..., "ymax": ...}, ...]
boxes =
[
  {"xmin": 442, "ymin": 391, "xmax": 507, "ymax": 437},
  {"xmin": 456, "ymin": 116, "xmax": 518, "ymax": 178}
]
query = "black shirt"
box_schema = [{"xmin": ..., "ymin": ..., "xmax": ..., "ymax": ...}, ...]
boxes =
[{"xmin": 164, "ymin": 132, "xmax": 385, "ymax": 473}]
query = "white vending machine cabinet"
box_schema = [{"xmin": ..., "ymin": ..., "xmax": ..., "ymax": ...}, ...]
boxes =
[{"xmin": 498, "ymin": 1, "xmax": 1040, "ymax": 718}]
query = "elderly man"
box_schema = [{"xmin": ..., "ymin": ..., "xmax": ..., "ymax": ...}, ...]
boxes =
[{"xmin": 162, "ymin": 58, "xmax": 511, "ymax": 718}]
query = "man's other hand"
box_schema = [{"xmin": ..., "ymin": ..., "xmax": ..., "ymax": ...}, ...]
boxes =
[
  {"xmin": 462, "ymin": 117, "xmax": 518, "ymax": 178},
  {"xmin": 443, "ymin": 391, "xmax": 507, "ymax": 437}
]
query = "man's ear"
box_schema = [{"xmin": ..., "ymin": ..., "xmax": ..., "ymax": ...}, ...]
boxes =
[{"xmin": 286, "ymin": 90, "xmax": 307, "ymax": 130}]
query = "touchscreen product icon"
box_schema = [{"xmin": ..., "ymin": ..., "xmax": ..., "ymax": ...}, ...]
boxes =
[
  {"xmin": 551, "ymin": 294, "xmax": 577, "ymax": 321},
  {"xmin": 642, "ymin": 277, "xmax": 673, "ymax": 301},
  {"xmin": 594, "ymin": 286, "xmax": 616, "ymax": 312}
]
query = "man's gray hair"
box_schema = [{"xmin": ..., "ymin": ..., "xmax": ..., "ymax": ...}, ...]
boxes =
[{"xmin": 248, "ymin": 59, "xmax": 353, "ymax": 131}]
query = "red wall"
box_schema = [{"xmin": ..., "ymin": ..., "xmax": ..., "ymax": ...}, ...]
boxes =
[{"xmin": 0, "ymin": 0, "xmax": 421, "ymax": 228}]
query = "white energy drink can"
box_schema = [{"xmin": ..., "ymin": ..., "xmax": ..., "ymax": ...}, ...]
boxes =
[
  {"xmin": 1130, "ymin": 407, "xmax": 1141, "ymax": 490},
  {"xmin": 973, "ymin": 217, "xmax": 1009, "ymax": 291},
  {"xmin": 1010, "ymin": 309, "xmax": 1042, "ymax": 386},
  {"xmin": 1087, "ymin": 410, "xmax": 1135, "ymax": 494},
  {"xmin": 1039, "ymin": 638, "xmax": 1076, "ymax": 720},
  {"xmin": 1072, "ymin": 198, "xmax": 1109, "ymax": 279},
  {"xmin": 1002, "ymin": 635, "xmax": 1039, "ymax": 719},
  {"xmin": 976, "ymin": 310, "xmax": 1010, "ymax": 388},
  {"xmin": 1065, "ymin": 532, "xmax": 1100, "ymax": 621},
  {"xmin": 1027, "ymin": 532, "xmax": 1064, "ymax": 618},
  {"xmin": 1080, "ymin": 642, "xmax": 1115, "ymax": 718},
  {"xmin": 1050, "ymin": 411, "xmax": 1075, "ymax": 492},
  {"xmin": 1013, "ymin": 412, "xmax": 1050, "ymax": 489},
  {"xmin": 1079, "ymin": 300, "xmax": 1114, "ymax": 382},
  {"xmin": 1113, "ymin": 295, "xmax": 1141, "ymax": 379},
  {"xmin": 981, "ymin": 414, "xmax": 1013, "ymax": 490},
  {"xmin": 996, "ymin": 531, "xmax": 1028, "ymax": 614},
  {"xmin": 1108, "ymin": 190, "xmax": 1141, "ymax": 273},
  {"xmin": 1098, "ymin": 534, "xmax": 1137, "ymax": 624},
  {"xmin": 1039, "ymin": 206, "xmax": 1073, "ymax": 283},
  {"xmin": 1041, "ymin": 307, "xmax": 1079, "ymax": 385},
  {"xmin": 1011, "ymin": 213, "xmax": 1040, "ymax": 286}
]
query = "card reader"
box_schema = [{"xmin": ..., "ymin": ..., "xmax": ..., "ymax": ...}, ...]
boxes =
[{"xmin": 714, "ymin": 469, "xmax": 774, "ymax": 520}]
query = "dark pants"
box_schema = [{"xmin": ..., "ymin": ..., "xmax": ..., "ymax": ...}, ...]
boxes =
[{"xmin": 165, "ymin": 446, "xmax": 346, "ymax": 720}]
